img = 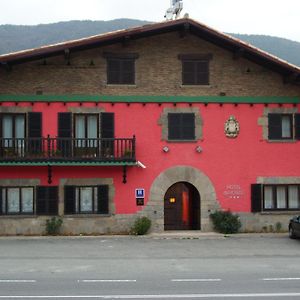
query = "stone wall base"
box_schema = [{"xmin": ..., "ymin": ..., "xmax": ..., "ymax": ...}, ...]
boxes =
[
  {"xmin": 238, "ymin": 212, "xmax": 298, "ymax": 233},
  {"xmin": 0, "ymin": 212, "xmax": 297, "ymax": 235}
]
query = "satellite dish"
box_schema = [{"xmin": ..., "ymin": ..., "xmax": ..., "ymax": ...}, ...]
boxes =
[{"xmin": 164, "ymin": 0, "xmax": 183, "ymax": 20}]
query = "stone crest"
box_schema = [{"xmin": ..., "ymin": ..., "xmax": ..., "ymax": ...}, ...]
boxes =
[{"xmin": 224, "ymin": 115, "xmax": 240, "ymax": 138}]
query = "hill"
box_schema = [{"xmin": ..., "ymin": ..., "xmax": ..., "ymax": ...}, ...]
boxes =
[{"xmin": 0, "ymin": 19, "xmax": 299, "ymax": 67}]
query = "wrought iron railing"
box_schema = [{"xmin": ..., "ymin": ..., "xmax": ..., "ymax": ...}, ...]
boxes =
[{"xmin": 0, "ymin": 136, "xmax": 136, "ymax": 162}]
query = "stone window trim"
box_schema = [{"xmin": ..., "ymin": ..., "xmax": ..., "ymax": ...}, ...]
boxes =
[
  {"xmin": 0, "ymin": 179, "xmax": 40, "ymax": 218},
  {"xmin": 59, "ymin": 178, "xmax": 115, "ymax": 216},
  {"xmin": 68, "ymin": 107, "xmax": 105, "ymax": 114},
  {"xmin": 258, "ymin": 107, "xmax": 298, "ymax": 142},
  {"xmin": 0, "ymin": 107, "xmax": 33, "ymax": 114},
  {"xmin": 158, "ymin": 107, "xmax": 203, "ymax": 142}
]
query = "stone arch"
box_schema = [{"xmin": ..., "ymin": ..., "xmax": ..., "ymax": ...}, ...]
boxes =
[{"xmin": 146, "ymin": 165, "xmax": 220, "ymax": 232}]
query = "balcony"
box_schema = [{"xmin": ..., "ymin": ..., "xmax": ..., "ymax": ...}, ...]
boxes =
[{"xmin": 0, "ymin": 136, "xmax": 136, "ymax": 164}]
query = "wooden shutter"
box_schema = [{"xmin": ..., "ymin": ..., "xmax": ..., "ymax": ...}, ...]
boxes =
[
  {"xmin": 268, "ymin": 114, "xmax": 282, "ymax": 140},
  {"xmin": 36, "ymin": 186, "xmax": 58, "ymax": 215},
  {"xmin": 182, "ymin": 113, "xmax": 195, "ymax": 139},
  {"xmin": 168, "ymin": 113, "xmax": 181, "ymax": 140},
  {"xmin": 101, "ymin": 113, "xmax": 114, "ymax": 138},
  {"xmin": 182, "ymin": 61, "xmax": 196, "ymax": 85},
  {"xmin": 0, "ymin": 187, "xmax": 2, "ymax": 215},
  {"xmin": 107, "ymin": 59, "xmax": 120, "ymax": 84},
  {"xmin": 58, "ymin": 113, "xmax": 72, "ymax": 156},
  {"xmin": 168, "ymin": 113, "xmax": 195, "ymax": 140},
  {"xmin": 28, "ymin": 112, "xmax": 42, "ymax": 152},
  {"xmin": 64, "ymin": 186, "xmax": 75, "ymax": 214},
  {"xmin": 98, "ymin": 185, "xmax": 109, "ymax": 214},
  {"xmin": 251, "ymin": 184, "xmax": 262, "ymax": 212},
  {"xmin": 47, "ymin": 187, "xmax": 58, "ymax": 215},
  {"xmin": 196, "ymin": 61, "xmax": 209, "ymax": 85},
  {"xmin": 101, "ymin": 113, "xmax": 115, "ymax": 157},
  {"xmin": 36, "ymin": 186, "xmax": 47, "ymax": 214},
  {"xmin": 121, "ymin": 59, "xmax": 135, "ymax": 84},
  {"xmin": 295, "ymin": 113, "xmax": 300, "ymax": 140}
]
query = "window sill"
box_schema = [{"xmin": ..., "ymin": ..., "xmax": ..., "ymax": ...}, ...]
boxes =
[
  {"xmin": 260, "ymin": 210, "xmax": 300, "ymax": 215},
  {"xmin": 64, "ymin": 214, "xmax": 112, "ymax": 218},
  {"xmin": 180, "ymin": 84, "xmax": 212, "ymax": 88},
  {"xmin": 166, "ymin": 139, "xmax": 198, "ymax": 143},
  {"xmin": 266, "ymin": 139, "xmax": 297, "ymax": 143},
  {"xmin": 105, "ymin": 84, "xmax": 137, "ymax": 88}
]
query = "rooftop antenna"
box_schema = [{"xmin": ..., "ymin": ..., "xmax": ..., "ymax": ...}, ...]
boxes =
[{"xmin": 164, "ymin": 0, "xmax": 183, "ymax": 21}]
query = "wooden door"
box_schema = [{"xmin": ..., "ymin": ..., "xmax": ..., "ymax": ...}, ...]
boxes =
[{"xmin": 164, "ymin": 182, "xmax": 200, "ymax": 230}]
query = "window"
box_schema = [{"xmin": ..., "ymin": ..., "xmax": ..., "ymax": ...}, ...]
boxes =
[
  {"xmin": 268, "ymin": 113, "xmax": 300, "ymax": 140},
  {"xmin": 251, "ymin": 184, "xmax": 300, "ymax": 212},
  {"xmin": 0, "ymin": 112, "xmax": 42, "ymax": 157},
  {"xmin": 74, "ymin": 114, "xmax": 98, "ymax": 148},
  {"xmin": 36, "ymin": 186, "xmax": 58, "ymax": 215},
  {"xmin": 57, "ymin": 112, "xmax": 114, "ymax": 158},
  {"xmin": 179, "ymin": 54, "xmax": 212, "ymax": 85},
  {"xmin": 182, "ymin": 60, "xmax": 209, "ymax": 85},
  {"xmin": 64, "ymin": 185, "xmax": 109, "ymax": 215},
  {"xmin": 0, "ymin": 187, "xmax": 34, "ymax": 215},
  {"xmin": 168, "ymin": 113, "xmax": 195, "ymax": 140},
  {"xmin": 107, "ymin": 58, "xmax": 135, "ymax": 84}
]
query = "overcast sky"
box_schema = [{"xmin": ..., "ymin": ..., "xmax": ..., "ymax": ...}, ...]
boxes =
[{"xmin": 1, "ymin": 0, "xmax": 299, "ymax": 42}]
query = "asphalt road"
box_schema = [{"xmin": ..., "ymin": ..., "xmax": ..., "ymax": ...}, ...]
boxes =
[{"xmin": 0, "ymin": 234, "xmax": 299, "ymax": 299}]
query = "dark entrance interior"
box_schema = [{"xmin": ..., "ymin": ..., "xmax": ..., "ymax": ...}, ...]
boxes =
[{"xmin": 164, "ymin": 182, "xmax": 200, "ymax": 230}]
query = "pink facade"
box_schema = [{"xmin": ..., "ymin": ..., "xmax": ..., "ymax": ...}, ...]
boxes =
[{"xmin": 0, "ymin": 18, "xmax": 299, "ymax": 234}]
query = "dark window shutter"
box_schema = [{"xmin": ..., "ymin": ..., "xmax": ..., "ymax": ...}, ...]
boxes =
[
  {"xmin": 58, "ymin": 113, "xmax": 72, "ymax": 156},
  {"xmin": 182, "ymin": 113, "xmax": 195, "ymax": 139},
  {"xmin": 295, "ymin": 113, "xmax": 300, "ymax": 140},
  {"xmin": 168, "ymin": 113, "xmax": 195, "ymax": 140},
  {"xmin": 0, "ymin": 187, "xmax": 2, "ymax": 215},
  {"xmin": 101, "ymin": 113, "xmax": 115, "ymax": 138},
  {"xmin": 98, "ymin": 185, "xmax": 109, "ymax": 214},
  {"xmin": 28, "ymin": 112, "xmax": 42, "ymax": 138},
  {"xmin": 101, "ymin": 113, "xmax": 115, "ymax": 157},
  {"xmin": 64, "ymin": 186, "xmax": 75, "ymax": 214},
  {"xmin": 47, "ymin": 187, "xmax": 58, "ymax": 215},
  {"xmin": 168, "ymin": 113, "xmax": 181, "ymax": 140},
  {"xmin": 251, "ymin": 184, "xmax": 262, "ymax": 212},
  {"xmin": 36, "ymin": 186, "xmax": 47, "ymax": 214},
  {"xmin": 268, "ymin": 114, "xmax": 282, "ymax": 140},
  {"xmin": 107, "ymin": 58, "xmax": 134, "ymax": 84},
  {"xmin": 28, "ymin": 112, "xmax": 42, "ymax": 152},
  {"xmin": 36, "ymin": 186, "xmax": 58, "ymax": 215}
]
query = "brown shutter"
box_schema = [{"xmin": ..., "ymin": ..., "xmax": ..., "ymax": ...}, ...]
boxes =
[
  {"xmin": 64, "ymin": 186, "xmax": 75, "ymax": 214},
  {"xmin": 0, "ymin": 187, "xmax": 2, "ymax": 215},
  {"xmin": 28, "ymin": 112, "xmax": 42, "ymax": 152},
  {"xmin": 58, "ymin": 112, "xmax": 72, "ymax": 156},
  {"xmin": 295, "ymin": 113, "xmax": 300, "ymax": 140},
  {"xmin": 98, "ymin": 185, "xmax": 109, "ymax": 214},
  {"xmin": 268, "ymin": 114, "xmax": 282, "ymax": 140},
  {"xmin": 251, "ymin": 184, "xmax": 262, "ymax": 212},
  {"xmin": 36, "ymin": 186, "xmax": 58, "ymax": 215}
]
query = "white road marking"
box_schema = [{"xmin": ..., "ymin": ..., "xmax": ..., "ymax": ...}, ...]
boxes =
[
  {"xmin": 171, "ymin": 279, "xmax": 221, "ymax": 282},
  {"xmin": 263, "ymin": 278, "xmax": 300, "ymax": 281},
  {"xmin": 1, "ymin": 292, "xmax": 300, "ymax": 298},
  {"xmin": 78, "ymin": 279, "xmax": 137, "ymax": 283},
  {"xmin": 0, "ymin": 280, "xmax": 36, "ymax": 283}
]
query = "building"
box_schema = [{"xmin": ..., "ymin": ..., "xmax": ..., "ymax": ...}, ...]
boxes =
[{"xmin": 0, "ymin": 18, "xmax": 299, "ymax": 235}]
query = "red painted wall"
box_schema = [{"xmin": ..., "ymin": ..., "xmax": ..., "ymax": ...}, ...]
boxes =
[{"xmin": 1, "ymin": 102, "xmax": 299, "ymax": 213}]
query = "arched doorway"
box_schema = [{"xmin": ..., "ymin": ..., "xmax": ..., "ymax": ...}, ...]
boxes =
[{"xmin": 164, "ymin": 182, "xmax": 200, "ymax": 230}]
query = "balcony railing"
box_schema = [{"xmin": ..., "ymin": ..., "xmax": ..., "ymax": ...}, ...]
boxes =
[{"xmin": 0, "ymin": 136, "xmax": 136, "ymax": 162}]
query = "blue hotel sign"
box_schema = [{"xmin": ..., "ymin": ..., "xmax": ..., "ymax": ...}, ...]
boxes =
[{"xmin": 135, "ymin": 188, "xmax": 145, "ymax": 199}]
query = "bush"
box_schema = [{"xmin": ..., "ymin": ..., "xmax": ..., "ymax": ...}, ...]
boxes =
[
  {"xmin": 210, "ymin": 210, "xmax": 241, "ymax": 234},
  {"xmin": 130, "ymin": 216, "xmax": 151, "ymax": 235},
  {"xmin": 46, "ymin": 217, "xmax": 63, "ymax": 235}
]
